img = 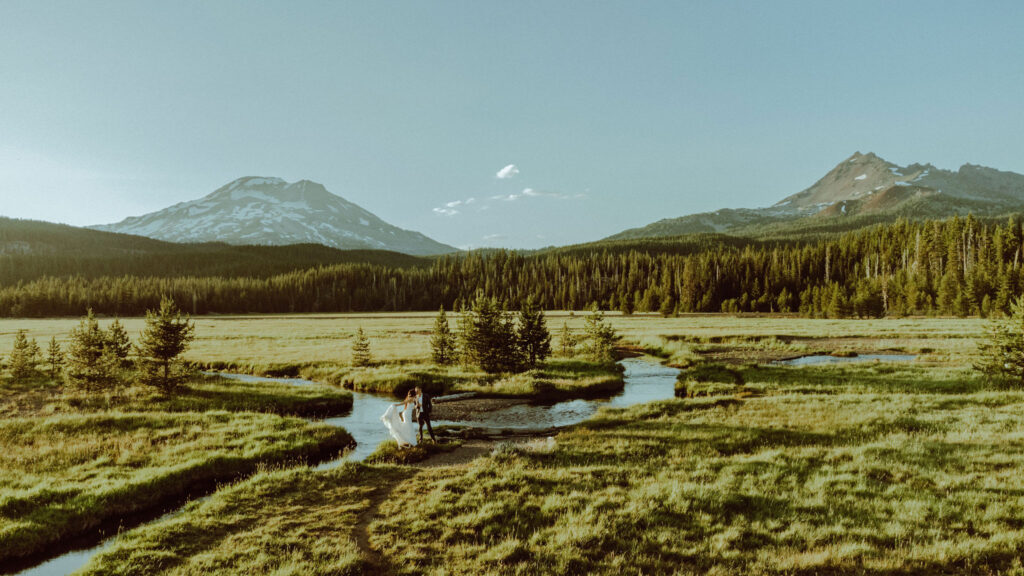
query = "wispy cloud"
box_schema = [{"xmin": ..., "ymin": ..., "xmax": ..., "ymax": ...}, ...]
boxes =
[
  {"xmin": 496, "ymin": 164, "xmax": 519, "ymax": 179},
  {"xmin": 432, "ymin": 207, "xmax": 459, "ymax": 216},
  {"xmin": 483, "ymin": 233, "xmax": 507, "ymax": 241}
]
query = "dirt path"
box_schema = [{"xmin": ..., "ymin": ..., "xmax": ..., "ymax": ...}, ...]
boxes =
[
  {"xmin": 353, "ymin": 429, "xmax": 558, "ymax": 570},
  {"xmin": 354, "ymin": 473, "xmax": 409, "ymax": 575}
]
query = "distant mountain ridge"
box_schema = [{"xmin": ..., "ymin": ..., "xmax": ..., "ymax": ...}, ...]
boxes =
[
  {"xmin": 607, "ymin": 152, "xmax": 1024, "ymax": 240},
  {"xmin": 92, "ymin": 176, "xmax": 456, "ymax": 256},
  {"xmin": 0, "ymin": 216, "xmax": 427, "ymax": 287}
]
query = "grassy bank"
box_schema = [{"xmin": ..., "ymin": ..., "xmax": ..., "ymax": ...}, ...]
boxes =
[
  {"xmin": 364, "ymin": 439, "xmax": 461, "ymax": 465},
  {"xmin": 1, "ymin": 372, "xmax": 353, "ymax": 419},
  {"xmin": 78, "ymin": 463, "xmax": 409, "ymax": 576},
  {"xmin": 369, "ymin": 388, "xmax": 1024, "ymax": 574},
  {"xmin": 0, "ymin": 411, "xmax": 354, "ymax": 564},
  {"xmin": 198, "ymin": 357, "xmax": 624, "ymax": 401}
]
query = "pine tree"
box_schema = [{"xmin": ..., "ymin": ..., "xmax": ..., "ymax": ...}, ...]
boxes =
[
  {"xmin": 66, "ymin": 309, "xmax": 118, "ymax": 391},
  {"xmin": 136, "ymin": 297, "xmax": 195, "ymax": 392},
  {"xmin": 46, "ymin": 336, "xmax": 64, "ymax": 379},
  {"xmin": 106, "ymin": 318, "xmax": 132, "ymax": 367},
  {"xmin": 456, "ymin": 301, "xmax": 477, "ymax": 367},
  {"xmin": 351, "ymin": 327, "xmax": 372, "ymax": 367},
  {"xmin": 465, "ymin": 294, "xmax": 521, "ymax": 373},
  {"xmin": 517, "ymin": 297, "xmax": 551, "ymax": 368},
  {"xmin": 430, "ymin": 307, "xmax": 457, "ymax": 365},
  {"xmin": 559, "ymin": 322, "xmax": 578, "ymax": 357},
  {"xmin": 8, "ymin": 329, "xmax": 40, "ymax": 380},
  {"xmin": 582, "ymin": 306, "xmax": 617, "ymax": 363},
  {"xmin": 976, "ymin": 295, "xmax": 1024, "ymax": 385}
]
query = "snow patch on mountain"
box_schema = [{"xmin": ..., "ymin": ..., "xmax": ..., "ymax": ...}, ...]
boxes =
[{"xmin": 91, "ymin": 176, "xmax": 456, "ymax": 256}]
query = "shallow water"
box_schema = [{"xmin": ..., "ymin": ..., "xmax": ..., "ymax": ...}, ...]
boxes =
[
  {"xmin": 774, "ymin": 353, "xmax": 917, "ymax": 366},
  {"xmin": 12, "ymin": 356, "xmax": 678, "ymax": 575}
]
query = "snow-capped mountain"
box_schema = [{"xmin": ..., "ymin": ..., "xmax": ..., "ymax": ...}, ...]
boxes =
[
  {"xmin": 607, "ymin": 152, "xmax": 1024, "ymax": 241},
  {"xmin": 92, "ymin": 177, "xmax": 456, "ymax": 255}
]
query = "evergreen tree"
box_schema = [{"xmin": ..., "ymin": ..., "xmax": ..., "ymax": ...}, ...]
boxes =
[
  {"xmin": 456, "ymin": 301, "xmax": 477, "ymax": 367},
  {"xmin": 465, "ymin": 293, "xmax": 521, "ymax": 373},
  {"xmin": 8, "ymin": 329, "xmax": 40, "ymax": 379},
  {"xmin": 105, "ymin": 318, "xmax": 133, "ymax": 367},
  {"xmin": 136, "ymin": 297, "xmax": 195, "ymax": 392},
  {"xmin": 582, "ymin": 306, "xmax": 617, "ymax": 363},
  {"xmin": 46, "ymin": 336, "xmax": 64, "ymax": 379},
  {"xmin": 559, "ymin": 322, "xmax": 578, "ymax": 357},
  {"xmin": 66, "ymin": 309, "xmax": 118, "ymax": 391},
  {"xmin": 976, "ymin": 296, "xmax": 1024, "ymax": 384},
  {"xmin": 517, "ymin": 297, "xmax": 551, "ymax": 368},
  {"xmin": 351, "ymin": 327, "xmax": 372, "ymax": 367},
  {"xmin": 429, "ymin": 307, "xmax": 457, "ymax": 365}
]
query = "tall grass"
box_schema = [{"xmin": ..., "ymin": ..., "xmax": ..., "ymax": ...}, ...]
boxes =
[{"xmin": 0, "ymin": 411, "xmax": 353, "ymax": 563}]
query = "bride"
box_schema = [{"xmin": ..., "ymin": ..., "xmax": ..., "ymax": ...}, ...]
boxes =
[{"xmin": 381, "ymin": 390, "xmax": 419, "ymax": 447}]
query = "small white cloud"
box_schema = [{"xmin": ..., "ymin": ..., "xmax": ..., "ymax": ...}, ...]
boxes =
[
  {"xmin": 433, "ymin": 207, "xmax": 459, "ymax": 216},
  {"xmin": 496, "ymin": 164, "xmax": 519, "ymax": 179},
  {"xmin": 522, "ymin": 188, "xmax": 541, "ymax": 197},
  {"xmin": 483, "ymin": 233, "xmax": 507, "ymax": 241},
  {"xmin": 465, "ymin": 197, "xmax": 476, "ymax": 204},
  {"xmin": 445, "ymin": 200, "xmax": 462, "ymax": 208}
]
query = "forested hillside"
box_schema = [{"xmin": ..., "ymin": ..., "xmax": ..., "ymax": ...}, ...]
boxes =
[
  {"xmin": 2, "ymin": 214, "xmax": 1021, "ymax": 318},
  {"xmin": 0, "ymin": 218, "xmax": 427, "ymax": 285}
]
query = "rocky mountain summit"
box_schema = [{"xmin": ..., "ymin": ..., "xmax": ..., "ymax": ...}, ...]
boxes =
[{"xmin": 608, "ymin": 152, "xmax": 1024, "ymax": 240}]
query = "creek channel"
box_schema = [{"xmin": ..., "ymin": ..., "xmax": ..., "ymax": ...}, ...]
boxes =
[{"xmin": 12, "ymin": 356, "xmax": 679, "ymax": 576}]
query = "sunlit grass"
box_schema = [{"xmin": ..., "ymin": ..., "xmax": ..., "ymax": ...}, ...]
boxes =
[
  {"xmin": 0, "ymin": 411, "xmax": 353, "ymax": 564},
  {"xmin": 371, "ymin": 389, "xmax": 1024, "ymax": 574}
]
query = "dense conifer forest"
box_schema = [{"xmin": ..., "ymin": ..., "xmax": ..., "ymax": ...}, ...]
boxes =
[{"xmin": 2, "ymin": 215, "xmax": 1022, "ymax": 318}]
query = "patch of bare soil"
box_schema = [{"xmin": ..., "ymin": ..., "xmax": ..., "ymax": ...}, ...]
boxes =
[{"xmin": 431, "ymin": 397, "xmax": 530, "ymax": 421}]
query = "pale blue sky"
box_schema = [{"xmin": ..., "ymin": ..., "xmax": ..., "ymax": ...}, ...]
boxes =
[{"xmin": 2, "ymin": 1, "xmax": 1023, "ymax": 248}]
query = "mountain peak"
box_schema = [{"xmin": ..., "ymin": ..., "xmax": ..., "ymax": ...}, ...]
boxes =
[
  {"xmin": 609, "ymin": 153, "xmax": 1024, "ymax": 242},
  {"xmin": 91, "ymin": 177, "xmax": 456, "ymax": 256}
]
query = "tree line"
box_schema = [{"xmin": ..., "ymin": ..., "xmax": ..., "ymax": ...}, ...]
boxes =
[{"xmin": 3, "ymin": 214, "xmax": 1024, "ymax": 318}]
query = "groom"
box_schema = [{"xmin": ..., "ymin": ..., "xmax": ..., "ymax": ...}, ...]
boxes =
[{"xmin": 415, "ymin": 386, "xmax": 437, "ymax": 442}]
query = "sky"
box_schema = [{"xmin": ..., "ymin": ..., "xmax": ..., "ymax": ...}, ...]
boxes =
[{"xmin": 2, "ymin": 1, "xmax": 1024, "ymax": 249}]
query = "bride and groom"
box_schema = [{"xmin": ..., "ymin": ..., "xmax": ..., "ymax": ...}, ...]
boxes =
[{"xmin": 380, "ymin": 386, "xmax": 436, "ymax": 447}]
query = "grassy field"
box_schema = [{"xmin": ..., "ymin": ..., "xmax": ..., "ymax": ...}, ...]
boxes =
[
  {"xmin": 0, "ymin": 312, "xmax": 987, "ymax": 368},
  {"xmin": 78, "ymin": 463, "xmax": 409, "ymax": 576},
  {"xmin": 0, "ymin": 373, "xmax": 353, "ymax": 419},
  {"xmin": 2, "ymin": 313, "xmax": 1015, "ymax": 574},
  {"xmin": 0, "ymin": 411, "xmax": 353, "ymax": 564}
]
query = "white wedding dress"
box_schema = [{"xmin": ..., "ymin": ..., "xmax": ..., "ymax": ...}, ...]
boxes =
[{"xmin": 381, "ymin": 403, "xmax": 418, "ymax": 447}]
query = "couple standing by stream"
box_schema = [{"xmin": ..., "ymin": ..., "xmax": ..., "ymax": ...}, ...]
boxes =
[{"xmin": 380, "ymin": 386, "xmax": 436, "ymax": 447}]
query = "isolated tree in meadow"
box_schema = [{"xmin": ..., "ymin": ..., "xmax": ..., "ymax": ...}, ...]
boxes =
[
  {"xmin": 66, "ymin": 309, "xmax": 119, "ymax": 391},
  {"xmin": 351, "ymin": 327, "xmax": 372, "ymax": 367},
  {"xmin": 430, "ymin": 307, "xmax": 457, "ymax": 365},
  {"xmin": 8, "ymin": 329, "xmax": 40, "ymax": 380},
  {"xmin": 465, "ymin": 293, "xmax": 521, "ymax": 374},
  {"xmin": 46, "ymin": 336, "xmax": 64, "ymax": 379},
  {"xmin": 105, "ymin": 319, "xmax": 133, "ymax": 367},
  {"xmin": 582, "ymin": 306, "xmax": 617, "ymax": 363},
  {"xmin": 517, "ymin": 297, "xmax": 551, "ymax": 368},
  {"xmin": 456, "ymin": 301, "xmax": 477, "ymax": 367},
  {"xmin": 976, "ymin": 295, "xmax": 1024, "ymax": 384},
  {"xmin": 136, "ymin": 297, "xmax": 195, "ymax": 392},
  {"xmin": 559, "ymin": 322, "xmax": 578, "ymax": 357}
]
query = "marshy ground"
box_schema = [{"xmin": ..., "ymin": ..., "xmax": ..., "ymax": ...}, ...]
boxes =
[{"xmin": 1, "ymin": 313, "xmax": 1018, "ymax": 575}]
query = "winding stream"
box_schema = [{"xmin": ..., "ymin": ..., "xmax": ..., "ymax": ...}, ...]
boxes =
[{"xmin": 12, "ymin": 356, "xmax": 678, "ymax": 576}]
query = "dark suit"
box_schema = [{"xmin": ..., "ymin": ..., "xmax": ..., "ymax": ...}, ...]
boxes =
[{"xmin": 418, "ymin": 392, "xmax": 436, "ymax": 442}]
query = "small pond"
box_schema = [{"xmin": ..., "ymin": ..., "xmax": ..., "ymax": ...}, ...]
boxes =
[{"xmin": 774, "ymin": 354, "xmax": 917, "ymax": 366}]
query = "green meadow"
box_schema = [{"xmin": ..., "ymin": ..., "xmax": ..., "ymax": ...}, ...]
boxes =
[{"xmin": 3, "ymin": 313, "xmax": 1020, "ymax": 574}]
